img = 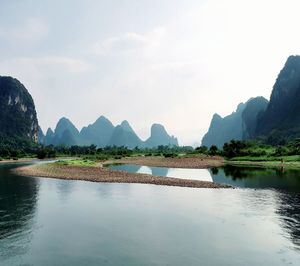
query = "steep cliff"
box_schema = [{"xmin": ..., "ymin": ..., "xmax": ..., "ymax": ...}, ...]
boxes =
[
  {"xmin": 0, "ymin": 76, "xmax": 39, "ymax": 143},
  {"xmin": 256, "ymin": 55, "xmax": 300, "ymax": 143}
]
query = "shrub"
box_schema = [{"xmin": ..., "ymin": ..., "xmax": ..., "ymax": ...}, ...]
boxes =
[
  {"xmin": 37, "ymin": 149, "xmax": 47, "ymax": 159},
  {"xmin": 195, "ymin": 146, "xmax": 208, "ymax": 154},
  {"xmin": 208, "ymin": 145, "xmax": 219, "ymax": 156},
  {"xmin": 163, "ymin": 153, "xmax": 177, "ymax": 158}
]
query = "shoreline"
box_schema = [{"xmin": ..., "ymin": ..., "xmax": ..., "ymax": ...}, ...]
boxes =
[
  {"xmin": 105, "ymin": 155, "xmax": 225, "ymax": 169},
  {"xmin": 14, "ymin": 157, "xmax": 230, "ymax": 189},
  {"xmin": 227, "ymin": 160, "xmax": 300, "ymax": 169},
  {"xmin": 0, "ymin": 158, "xmax": 38, "ymax": 164}
]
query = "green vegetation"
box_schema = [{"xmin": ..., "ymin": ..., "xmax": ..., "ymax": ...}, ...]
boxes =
[
  {"xmin": 0, "ymin": 134, "xmax": 38, "ymax": 160},
  {"xmin": 220, "ymin": 139, "xmax": 300, "ymax": 163},
  {"xmin": 29, "ymin": 144, "xmax": 190, "ymax": 161},
  {"xmin": 55, "ymin": 159, "xmax": 98, "ymax": 167}
]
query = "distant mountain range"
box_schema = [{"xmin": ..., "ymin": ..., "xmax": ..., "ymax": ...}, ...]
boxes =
[
  {"xmin": 202, "ymin": 55, "xmax": 300, "ymax": 147},
  {"xmin": 3, "ymin": 55, "xmax": 300, "ymax": 150},
  {"xmin": 0, "ymin": 75, "xmax": 178, "ymax": 149},
  {"xmin": 40, "ymin": 117, "xmax": 178, "ymax": 148}
]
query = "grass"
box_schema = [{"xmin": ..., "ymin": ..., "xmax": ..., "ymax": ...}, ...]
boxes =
[{"xmin": 55, "ymin": 159, "xmax": 98, "ymax": 167}]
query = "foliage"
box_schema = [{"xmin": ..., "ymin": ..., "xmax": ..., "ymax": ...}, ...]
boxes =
[
  {"xmin": 195, "ymin": 146, "xmax": 208, "ymax": 154},
  {"xmin": 208, "ymin": 145, "xmax": 219, "ymax": 156},
  {"xmin": 55, "ymin": 159, "xmax": 97, "ymax": 167},
  {"xmin": 162, "ymin": 152, "xmax": 178, "ymax": 158}
]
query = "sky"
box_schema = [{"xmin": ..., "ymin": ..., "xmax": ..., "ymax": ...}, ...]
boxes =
[{"xmin": 1, "ymin": 0, "xmax": 300, "ymax": 146}]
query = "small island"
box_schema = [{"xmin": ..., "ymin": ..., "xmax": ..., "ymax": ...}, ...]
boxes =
[{"xmin": 15, "ymin": 156, "xmax": 230, "ymax": 189}]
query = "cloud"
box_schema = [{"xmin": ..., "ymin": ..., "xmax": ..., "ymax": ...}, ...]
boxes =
[
  {"xmin": 92, "ymin": 27, "xmax": 166, "ymax": 55},
  {"xmin": 0, "ymin": 18, "xmax": 48, "ymax": 44}
]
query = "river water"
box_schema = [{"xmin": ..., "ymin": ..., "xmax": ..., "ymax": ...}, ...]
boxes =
[{"xmin": 1, "ymin": 162, "xmax": 300, "ymax": 265}]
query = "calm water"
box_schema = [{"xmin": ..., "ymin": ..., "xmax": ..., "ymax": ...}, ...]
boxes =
[
  {"xmin": 110, "ymin": 164, "xmax": 300, "ymax": 191},
  {"xmin": 1, "ymin": 163, "xmax": 300, "ymax": 265}
]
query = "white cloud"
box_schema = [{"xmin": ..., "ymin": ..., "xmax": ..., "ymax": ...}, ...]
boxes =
[{"xmin": 92, "ymin": 27, "xmax": 166, "ymax": 55}]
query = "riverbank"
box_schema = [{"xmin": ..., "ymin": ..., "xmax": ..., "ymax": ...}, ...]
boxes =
[
  {"xmin": 227, "ymin": 160, "xmax": 300, "ymax": 169},
  {"xmin": 0, "ymin": 158, "xmax": 37, "ymax": 164},
  {"xmin": 14, "ymin": 156, "xmax": 230, "ymax": 189},
  {"xmin": 105, "ymin": 155, "xmax": 225, "ymax": 169}
]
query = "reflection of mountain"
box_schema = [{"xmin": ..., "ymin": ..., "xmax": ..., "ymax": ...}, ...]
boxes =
[
  {"xmin": 0, "ymin": 164, "xmax": 38, "ymax": 239},
  {"xmin": 276, "ymin": 192, "xmax": 300, "ymax": 249},
  {"xmin": 210, "ymin": 166, "xmax": 300, "ymax": 191},
  {"xmin": 151, "ymin": 166, "xmax": 169, "ymax": 177}
]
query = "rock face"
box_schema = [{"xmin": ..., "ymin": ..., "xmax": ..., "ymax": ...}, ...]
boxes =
[
  {"xmin": 242, "ymin": 97, "xmax": 269, "ymax": 140},
  {"xmin": 202, "ymin": 97, "xmax": 268, "ymax": 148},
  {"xmin": 79, "ymin": 116, "xmax": 114, "ymax": 147},
  {"xmin": 0, "ymin": 76, "xmax": 38, "ymax": 142},
  {"xmin": 108, "ymin": 121, "xmax": 143, "ymax": 148},
  {"xmin": 45, "ymin": 128, "xmax": 55, "ymax": 145},
  {"xmin": 44, "ymin": 118, "xmax": 79, "ymax": 146},
  {"xmin": 38, "ymin": 126, "xmax": 45, "ymax": 144},
  {"xmin": 256, "ymin": 55, "xmax": 300, "ymax": 143},
  {"xmin": 145, "ymin": 124, "xmax": 178, "ymax": 148},
  {"xmin": 202, "ymin": 103, "xmax": 246, "ymax": 148},
  {"xmin": 44, "ymin": 117, "xmax": 179, "ymax": 148},
  {"xmin": 202, "ymin": 55, "xmax": 300, "ymax": 146}
]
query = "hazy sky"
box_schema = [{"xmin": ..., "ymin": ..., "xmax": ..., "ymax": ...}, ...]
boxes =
[{"xmin": 1, "ymin": 0, "xmax": 300, "ymax": 145}]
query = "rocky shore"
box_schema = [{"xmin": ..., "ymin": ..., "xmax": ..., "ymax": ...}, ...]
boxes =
[
  {"xmin": 15, "ymin": 157, "xmax": 230, "ymax": 189},
  {"xmin": 106, "ymin": 155, "xmax": 224, "ymax": 169}
]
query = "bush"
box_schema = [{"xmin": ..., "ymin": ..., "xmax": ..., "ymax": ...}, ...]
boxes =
[
  {"xmin": 274, "ymin": 146, "xmax": 289, "ymax": 156},
  {"xmin": 163, "ymin": 153, "xmax": 177, "ymax": 158},
  {"xmin": 37, "ymin": 149, "xmax": 47, "ymax": 159},
  {"xmin": 195, "ymin": 146, "xmax": 208, "ymax": 154},
  {"xmin": 222, "ymin": 140, "xmax": 248, "ymax": 158},
  {"xmin": 208, "ymin": 145, "xmax": 219, "ymax": 156}
]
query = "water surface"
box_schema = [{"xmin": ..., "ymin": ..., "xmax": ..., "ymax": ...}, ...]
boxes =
[
  {"xmin": 1, "ymin": 163, "xmax": 300, "ymax": 265},
  {"xmin": 109, "ymin": 163, "xmax": 300, "ymax": 191},
  {"xmin": 110, "ymin": 163, "xmax": 213, "ymax": 181}
]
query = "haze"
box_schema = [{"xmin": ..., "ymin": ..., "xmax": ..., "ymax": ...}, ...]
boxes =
[{"xmin": 1, "ymin": 0, "xmax": 300, "ymax": 145}]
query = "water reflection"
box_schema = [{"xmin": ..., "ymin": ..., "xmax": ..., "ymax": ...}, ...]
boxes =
[
  {"xmin": 56, "ymin": 180, "xmax": 75, "ymax": 202},
  {"xmin": 109, "ymin": 164, "xmax": 212, "ymax": 182},
  {"xmin": 209, "ymin": 165, "xmax": 300, "ymax": 250},
  {"xmin": 0, "ymin": 164, "xmax": 38, "ymax": 239},
  {"xmin": 1, "ymin": 162, "xmax": 300, "ymax": 265},
  {"xmin": 210, "ymin": 166, "xmax": 300, "ymax": 191},
  {"xmin": 151, "ymin": 167, "xmax": 169, "ymax": 177},
  {"xmin": 276, "ymin": 192, "xmax": 300, "ymax": 249}
]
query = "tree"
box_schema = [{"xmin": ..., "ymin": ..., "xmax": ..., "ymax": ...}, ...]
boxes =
[
  {"xmin": 195, "ymin": 146, "xmax": 208, "ymax": 154},
  {"xmin": 209, "ymin": 145, "xmax": 219, "ymax": 156},
  {"xmin": 37, "ymin": 149, "xmax": 47, "ymax": 159}
]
